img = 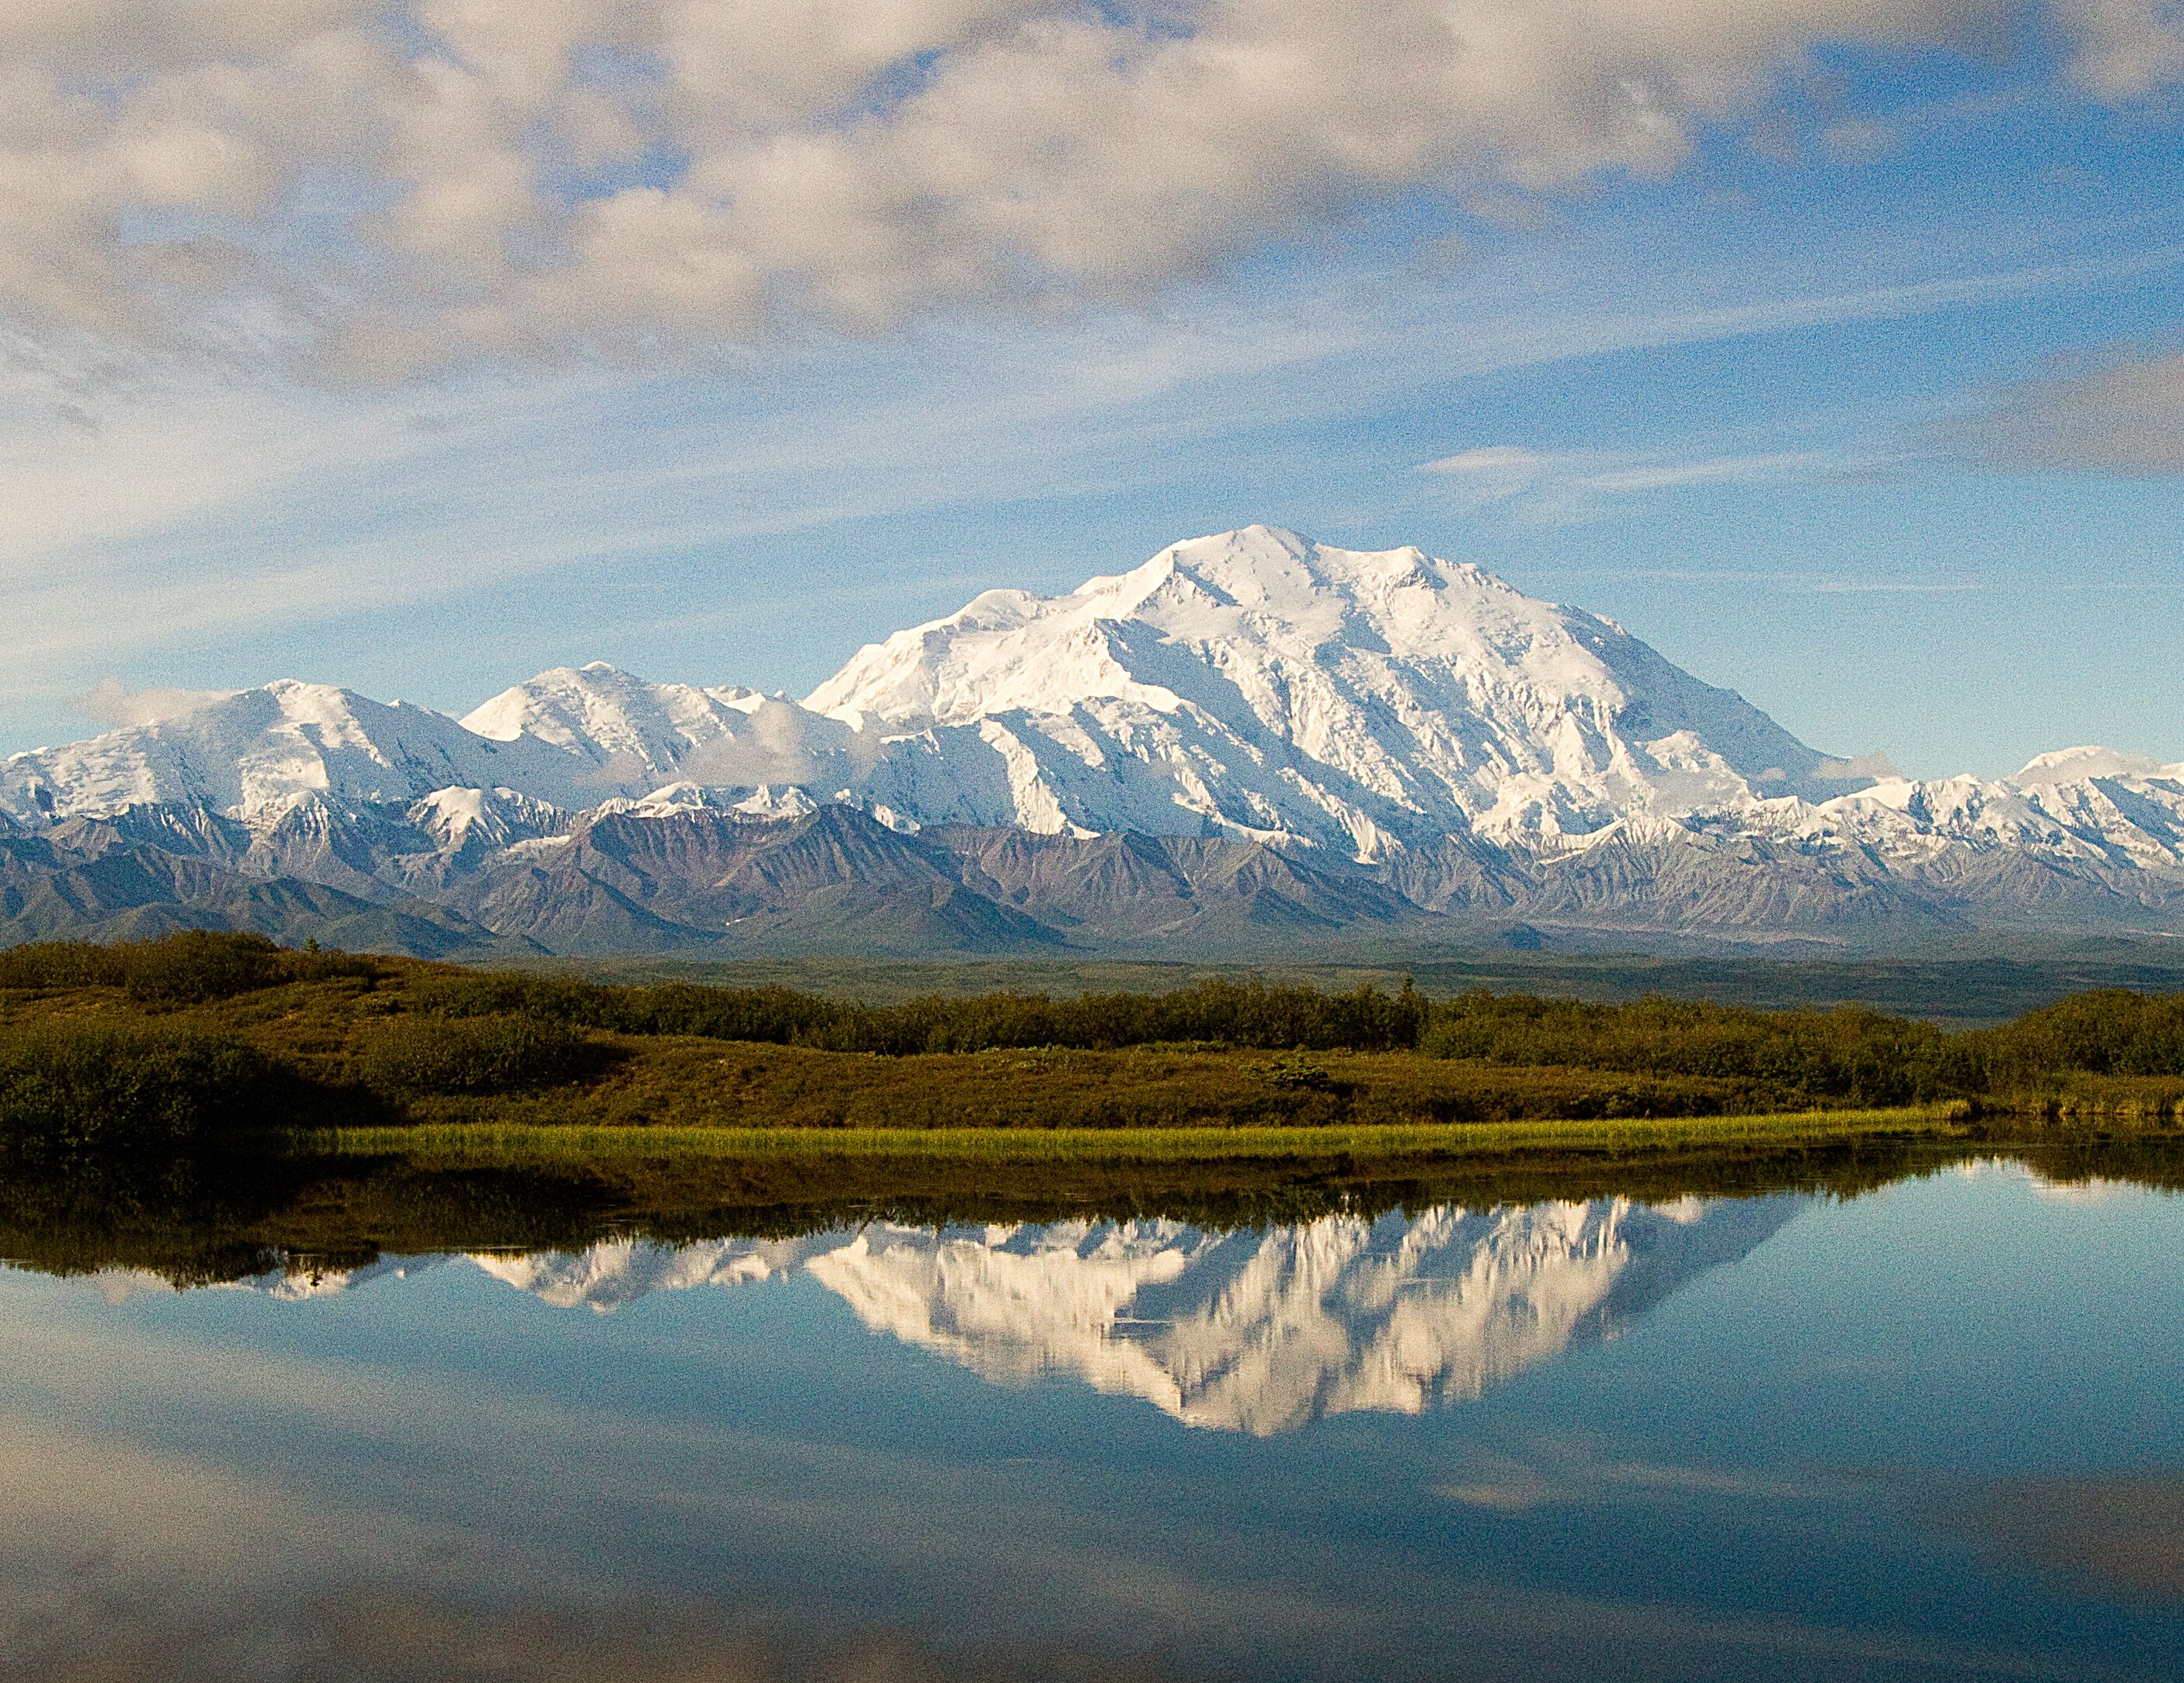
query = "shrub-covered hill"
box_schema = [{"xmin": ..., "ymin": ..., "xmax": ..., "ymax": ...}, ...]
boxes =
[{"xmin": 3, "ymin": 932, "xmax": 2182, "ymax": 1158}]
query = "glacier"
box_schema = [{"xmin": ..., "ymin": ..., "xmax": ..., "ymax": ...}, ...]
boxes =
[{"xmin": 5, "ymin": 525, "xmax": 2182, "ymax": 951}]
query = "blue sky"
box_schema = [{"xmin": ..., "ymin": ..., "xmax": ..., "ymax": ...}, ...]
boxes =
[{"xmin": 2, "ymin": 3, "xmax": 2181, "ymax": 777}]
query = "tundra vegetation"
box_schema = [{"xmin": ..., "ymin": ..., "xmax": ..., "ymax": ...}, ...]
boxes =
[{"xmin": 3, "ymin": 931, "xmax": 2182, "ymax": 1156}]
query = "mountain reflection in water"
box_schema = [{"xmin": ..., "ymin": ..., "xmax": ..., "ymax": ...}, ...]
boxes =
[
  {"xmin": 237, "ymin": 1196, "xmax": 1800, "ymax": 1433},
  {"xmin": 12, "ymin": 1159, "xmax": 2184, "ymax": 1682}
]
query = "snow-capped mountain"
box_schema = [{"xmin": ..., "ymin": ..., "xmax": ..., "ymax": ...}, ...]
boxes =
[
  {"xmin": 814, "ymin": 524, "xmax": 1863, "ymax": 853},
  {"xmin": 0, "ymin": 678, "xmax": 602, "ymax": 820},
  {"xmin": 213, "ymin": 1197, "xmax": 1801, "ymax": 1433},
  {"xmin": 3, "ymin": 526, "xmax": 2181, "ymax": 951},
  {"xmin": 462, "ymin": 663, "xmax": 874, "ymax": 799}
]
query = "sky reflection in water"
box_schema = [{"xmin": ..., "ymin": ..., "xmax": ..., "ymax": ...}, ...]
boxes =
[{"xmin": 4, "ymin": 1159, "xmax": 2183, "ymax": 1681}]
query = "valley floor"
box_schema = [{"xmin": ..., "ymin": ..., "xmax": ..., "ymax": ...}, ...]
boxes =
[{"xmin": 9, "ymin": 931, "xmax": 2184, "ymax": 1141}]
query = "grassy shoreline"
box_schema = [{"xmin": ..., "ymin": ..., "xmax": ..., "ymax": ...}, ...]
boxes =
[
  {"xmin": 6, "ymin": 934, "xmax": 2183, "ymax": 1170},
  {"xmin": 301, "ymin": 1104, "xmax": 1975, "ymax": 1168},
  {"xmin": 9, "ymin": 1106, "xmax": 2175, "ymax": 1290}
]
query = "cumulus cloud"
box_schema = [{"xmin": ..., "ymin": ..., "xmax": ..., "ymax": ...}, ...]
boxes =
[
  {"xmin": 2061, "ymin": 0, "xmax": 2184, "ymax": 95},
  {"xmin": 1960, "ymin": 348, "xmax": 2184, "ymax": 472},
  {"xmin": 0, "ymin": 1, "xmax": 2176, "ymax": 375},
  {"xmin": 676, "ymin": 697, "xmax": 881, "ymax": 788}
]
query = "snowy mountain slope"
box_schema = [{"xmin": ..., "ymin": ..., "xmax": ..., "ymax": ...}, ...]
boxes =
[
  {"xmin": 470, "ymin": 1234, "xmax": 840, "ymax": 1310},
  {"xmin": 462, "ymin": 662, "xmax": 872, "ymax": 797},
  {"xmin": 0, "ymin": 681, "xmax": 595, "ymax": 822},
  {"xmin": 0, "ymin": 664, "xmax": 881, "ymax": 853},
  {"xmin": 1796, "ymin": 762, "xmax": 2184, "ymax": 872},
  {"xmin": 811, "ymin": 524, "xmax": 1864, "ymax": 855},
  {"xmin": 2014, "ymin": 746, "xmax": 2184, "ymax": 787}
]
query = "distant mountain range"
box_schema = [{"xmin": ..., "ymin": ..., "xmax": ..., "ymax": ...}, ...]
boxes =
[{"xmin": 6, "ymin": 525, "xmax": 2182, "ymax": 955}]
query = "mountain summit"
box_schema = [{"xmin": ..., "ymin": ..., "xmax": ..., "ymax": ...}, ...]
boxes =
[
  {"xmin": 813, "ymin": 524, "xmax": 1860, "ymax": 855},
  {"xmin": 3, "ymin": 527, "xmax": 2181, "ymax": 953}
]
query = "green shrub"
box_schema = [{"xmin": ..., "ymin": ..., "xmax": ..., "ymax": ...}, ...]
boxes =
[
  {"xmin": 1418, "ymin": 991, "xmax": 1982, "ymax": 1105},
  {"xmin": 1980, "ymin": 990, "xmax": 2184, "ymax": 1081},
  {"xmin": 408, "ymin": 971, "xmax": 1428, "ymax": 1056},
  {"xmin": 11, "ymin": 937, "xmax": 2184, "ymax": 1118},
  {"xmin": 0, "ymin": 930, "xmax": 379, "ymax": 1002},
  {"xmin": 0, "ymin": 940, "xmax": 125, "ymax": 991},
  {"xmin": 613, "ymin": 982, "xmax": 857, "ymax": 1044},
  {"xmin": 772, "ymin": 975, "xmax": 1426, "ymax": 1055},
  {"xmin": 1262, "ymin": 1050, "xmax": 1334, "ymax": 1091},
  {"xmin": 119, "ymin": 930, "xmax": 288, "ymax": 1002},
  {"xmin": 407, "ymin": 973, "xmax": 849, "ymax": 1046},
  {"xmin": 0, "ymin": 1022, "xmax": 275, "ymax": 1157},
  {"xmin": 406, "ymin": 971, "xmax": 601, "ymax": 1022},
  {"xmin": 352, "ymin": 1012, "xmax": 595, "ymax": 1098}
]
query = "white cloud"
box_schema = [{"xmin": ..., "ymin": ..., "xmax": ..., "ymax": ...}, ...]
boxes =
[
  {"xmin": 73, "ymin": 678, "xmax": 238, "ymax": 729},
  {"xmin": 0, "ymin": 367, "xmax": 394, "ymax": 560},
  {"xmin": 0, "ymin": 1, "xmax": 2175, "ymax": 375},
  {"xmin": 1813, "ymin": 750, "xmax": 1906, "ymax": 780},
  {"xmin": 2062, "ymin": 0, "xmax": 2184, "ymax": 96}
]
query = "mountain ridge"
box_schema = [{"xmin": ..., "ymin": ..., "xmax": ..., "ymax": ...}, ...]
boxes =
[{"xmin": 5, "ymin": 526, "xmax": 2181, "ymax": 954}]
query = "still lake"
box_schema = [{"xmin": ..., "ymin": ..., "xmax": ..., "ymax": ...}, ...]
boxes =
[{"xmin": 5, "ymin": 1155, "xmax": 2182, "ymax": 1681}]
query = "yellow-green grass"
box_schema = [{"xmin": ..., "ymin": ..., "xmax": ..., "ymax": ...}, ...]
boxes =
[{"xmin": 302, "ymin": 1104, "xmax": 1971, "ymax": 1170}]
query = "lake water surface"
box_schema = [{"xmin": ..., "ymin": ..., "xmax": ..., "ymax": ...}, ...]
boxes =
[{"xmin": 5, "ymin": 1155, "xmax": 2183, "ymax": 1680}]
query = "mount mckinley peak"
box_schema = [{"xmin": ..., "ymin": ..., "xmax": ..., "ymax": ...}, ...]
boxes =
[{"xmin": 6, "ymin": 525, "xmax": 2182, "ymax": 954}]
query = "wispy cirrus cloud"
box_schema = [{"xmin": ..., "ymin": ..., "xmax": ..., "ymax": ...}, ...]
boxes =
[
  {"xmin": 1414, "ymin": 441, "xmax": 1886, "ymax": 520},
  {"xmin": 0, "ymin": 215, "xmax": 2152, "ymax": 731}
]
